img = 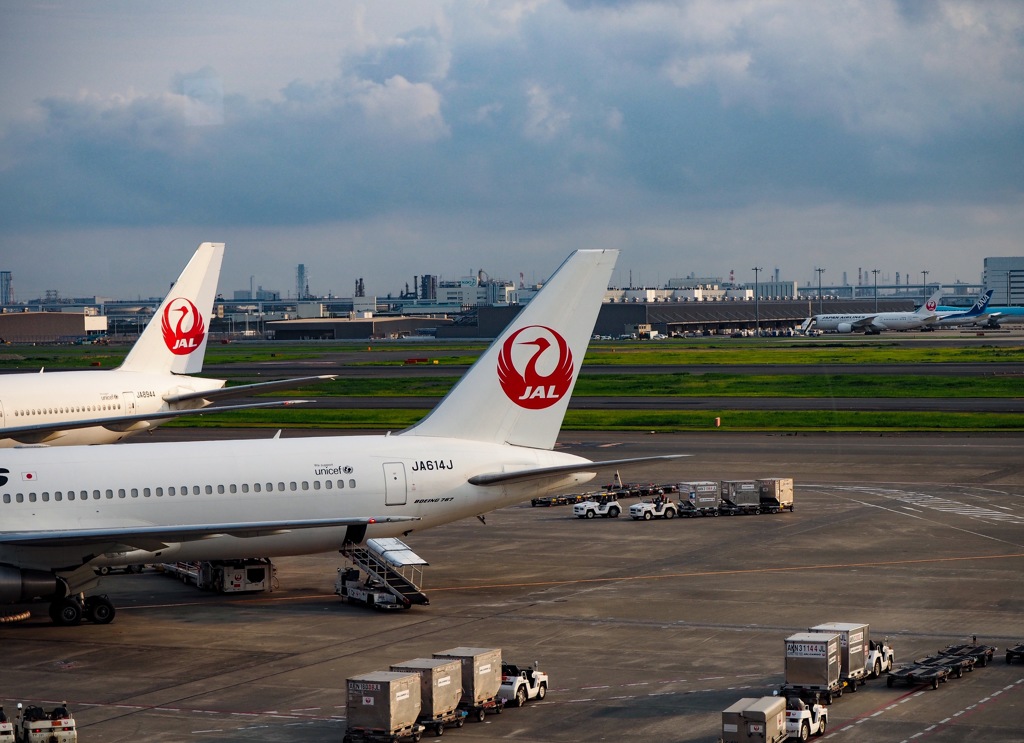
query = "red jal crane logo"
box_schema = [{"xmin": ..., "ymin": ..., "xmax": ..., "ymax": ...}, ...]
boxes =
[
  {"xmin": 161, "ymin": 298, "xmax": 206, "ymax": 355},
  {"xmin": 925, "ymin": 300, "xmax": 937, "ymax": 312},
  {"xmin": 497, "ymin": 325, "xmax": 574, "ymax": 409}
]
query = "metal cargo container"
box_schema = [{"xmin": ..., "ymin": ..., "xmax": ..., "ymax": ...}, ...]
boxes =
[
  {"xmin": 720, "ymin": 480, "xmax": 759, "ymax": 506},
  {"xmin": 784, "ymin": 632, "xmax": 841, "ymax": 689},
  {"xmin": 391, "ymin": 658, "xmax": 463, "ymax": 719},
  {"xmin": 758, "ymin": 478, "xmax": 794, "ymax": 511},
  {"xmin": 432, "ymin": 647, "xmax": 502, "ymax": 705},
  {"xmin": 678, "ymin": 481, "xmax": 721, "ymax": 512},
  {"xmin": 346, "ymin": 671, "xmax": 421, "ymax": 733},
  {"xmin": 808, "ymin": 622, "xmax": 869, "ymax": 680},
  {"xmin": 721, "ymin": 697, "xmax": 787, "ymax": 743}
]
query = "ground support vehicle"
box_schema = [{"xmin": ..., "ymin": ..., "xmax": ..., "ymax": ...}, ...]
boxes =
[
  {"xmin": 758, "ymin": 478, "xmax": 795, "ymax": 513},
  {"xmin": 159, "ymin": 558, "xmax": 275, "ymax": 593},
  {"xmin": 391, "ymin": 658, "xmax": 466, "ymax": 737},
  {"xmin": 433, "ymin": 647, "xmax": 503, "ymax": 722},
  {"xmin": 499, "ymin": 662, "xmax": 549, "ymax": 707},
  {"xmin": 0, "ymin": 707, "xmax": 12, "ymax": 743},
  {"xmin": 678, "ymin": 480, "xmax": 721, "ymax": 517},
  {"xmin": 338, "ymin": 538, "xmax": 429, "ymax": 610},
  {"xmin": 781, "ymin": 633, "xmax": 845, "ymax": 704},
  {"xmin": 573, "ymin": 495, "xmax": 621, "ymax": 519},
  {"xmin": 721, "ymin": 697, "xmax": 788, "ymax": 743},
  {"xmin": 345, "ymin": 672, "xmax": 424, "ymax": 743},
  {"xmin": 530, "ymin": 493, "xmax": 589, "ymax": 507},
  {"xmin": 629, "ymin": 497, "xmax": 677, "ymax": 520},
  {"xmin": 924, "ymin": 655, "xmax": 975, "ymax": 679},
  {"xmin": 784, "ymin": 697, "xmax": 827, "ymax": 740},
  {"xmin": 939, "ymin": 640, "xmax": 997, "ymax": 667},
  {"xmin": 866, "ymin": 638, "xmax": 896, "ymax": 678},
  {"xmin": 12, "ymin": 703, "xmax": 77, "ymax": 743},
  {"xmin": 94, "ymin": 563, "xmax": 145, "ymax": 576},
  {"xmin": 1006, "ymin": 643, "xmax": 1024, "ymax": 664},
  {"xmin": 720, "ymin": 480, "xmax": 762, "ymax": 515},
  {"xmin": 886, "ymin": 659, "xmax": 950, "ymax": 689}
]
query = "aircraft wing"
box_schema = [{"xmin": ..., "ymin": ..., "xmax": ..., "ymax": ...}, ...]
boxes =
[
  {"xmin": 163, "ymin": 375, "xmax": 337, "ymax": 404},
  {"xmin": 0, "ymin": 515, "xmax": 420, "ymax": 551},
  {"xmin": 849, "ymin": 316, "xmax": 880, "ymax": 329},
  {"xmin": 0, "ymin": 400, "xmax": 309, "ymax": 444},
  {"xmin": 468, "ymin": 455, "xmax": 687, "ymax": 486}
]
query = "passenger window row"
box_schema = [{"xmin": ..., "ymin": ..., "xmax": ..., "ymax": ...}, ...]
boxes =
[
  {"xmin": 12, "ymin": 403, "xmax": 121, "ymax": 417},
  {"xmin": 1, "ymin": 478, "xmax": 358, "ymax": 504}
]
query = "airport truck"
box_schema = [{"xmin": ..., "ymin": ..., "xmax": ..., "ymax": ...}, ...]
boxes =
[
  {"xmin": 572, "ymin": 494, "xmax": 622, "ymax": 519},
  {"xmin": 0, "ymin": 707, "xmax": 12, "ymax": 743},
  {"xmin": 159, "ymin": 558, "xmax": 275, "ymax": 593},
  {"xmin": 11, "ymin": 703, "xmax": 77, "ymax": 743},
  {"xmin": 780, "ymin": 632, "xmax": 846, "ymax": 704},
  {"xmin": 433, "ymin": 647, "xmax": 504, "ymax": 722},
  {"xmin": 629, "ymin": 496, "xmax": 678, "ymax": 520},
  {"xmin": 784, "ymin": 697, "xmax": 828, "ymax": 740},
  {"xmin": 677, "ymin": 480, "xmax": 721, "ymax": 516},
  {"xmin": 344, "ymin": 671, "xmax": 425, "ymax": 743},
  {"xmin": 721, "ymin": 697, "xmax": 788, "ymax": 743},
  {"xmin": 1006, "ymin": 643, "xmax": 1024, "ymax": 664},
  {"xmin": 499, "ymin": 662, "xmax": 549, "ymax": 707}
]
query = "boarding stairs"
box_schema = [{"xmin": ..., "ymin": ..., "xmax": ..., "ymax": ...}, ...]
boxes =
[{"xmin": 342, "ymin": 538, "xmax": 430, "ymax": 606}]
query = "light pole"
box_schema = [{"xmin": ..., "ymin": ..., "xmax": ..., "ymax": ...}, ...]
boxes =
[
  {"xmin": 921, "ymin": 270, "xmax": 929, "ymax": 304},
  {"xmin": 752, "ymin": 266, "xmax": 762, "ymax": 335},
  {"xmin": 814, "ymin": 267, "xmax": 825, "ymax": 315},
  {"xmin": 871, "ymin": 269, "xmax": 880, "ymax": 312}
]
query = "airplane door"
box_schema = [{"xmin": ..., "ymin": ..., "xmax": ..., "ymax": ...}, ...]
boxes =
[
  {"xmin": 383, "ymin": 462, "xmax": 407, "ymax": 506},
  {"xmin": 122, "ymin": 391, "xmax": 137, "ymax": 415}
]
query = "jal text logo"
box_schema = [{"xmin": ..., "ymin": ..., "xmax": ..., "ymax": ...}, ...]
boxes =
[
  {"xmin": 162, "ymin": 298, "xmax": 206, "ymax": 355},
  {"xmin": 497, "ymin": 325, "xmax": 574, "ymax": 409}
]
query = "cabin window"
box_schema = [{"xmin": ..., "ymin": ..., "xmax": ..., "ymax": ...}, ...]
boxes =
[
  {"xmin": 131, "ymin": 488, "xmax": 139, "ymax": 498},
  {"xmin": 169, "ymin": 487, "xmax": 176, "ymax": 496},
  {"xmin": 349, "ymin": 479, "xmax": 356, "ymax": 489},
  {"xmin": 337, "ymin": 480, "xmax": 345, "ymax": 490},
  {"xmin": 143, "ymin": 488, "xmax": 151, "ymax": 497},
  {"xmin": 300, "ymin": 481, "xmax": 308, "ymax": 490},
  {"xmin": 253, "ymin": 483, "xmax": 261, "ymax": 493},
  {"xmin": 105, "ymin": 489, "xmax": 113, "ymax": 499},
  {"xmin": 67, "ymin": 492, "xmax": 75, "ymax": 501},
  {"xmin": 2, "ymin": 494, "xmax": 9, "ymax": 504},
  {"xmin": 313, "ymin": 481, "xmax": 321, "ymax": 490},
  {"xmin": 93, "ymin": 490, "xmax": 101, "ymax": 500},
  {"xmin": 278, "ymin": 482, "xmax": 286, "ymax": 492},
  {"xmin": 42, "ymin": 492, "xmax": 50, "ymax": 502},
  {"xmin": 16, "ymin": 493, "xmax": 24, "ymax": 503},
  {"xmin": 55, "ymin": 492, "xmax": 62, "ymax": 502},
  {"xmin": 267, "ymin": 482, "xmax": 274, "ymax": 492},
  {"xmin": 215, "ymin": 485, "xmax": 223, "ymax": 494},
  {"xmin": 289, "ymin": 482, "xmax": 297, "ymax": 492},
  {"xmin": 324, "ymin": 480, "xmax": 332, "ymax": 490},
  {"xmin": 155, "ymin": 487, "xmax": 163, "ymax": 497},
  {"xmin": 28, "ymin": 493, "xmax": 37, "ymax": 503},
  {"xmin": 194, "ymin": 486, "xmax": 201, "ymax": 495},
  {"xmin": 80, "ymin": 490, "xmax": 89, "ymax": 500},
  {"xmin": 229, "ymin": 484, "xmax": 237, "ymax": 494},
  {"xmin": 118, "ymin": 489, "xmax": 126, "ymax": 499}
]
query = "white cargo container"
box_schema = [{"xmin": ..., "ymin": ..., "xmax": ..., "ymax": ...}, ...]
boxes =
[
  {"xmin": 782, "ymin": 632, "xmax": 845, "ymax": 703},
  {"xmin": 345, "ymin": 671, "xmax": 422, "ymax": 740},
  {"xmin": 678, "ymin": 480, "xmax": 721, "ymax": 516},
  {"xmin": 721, "ymin": 697, "xmax": 787, "ymax": 743},
  {"xmin": 757, "ymin": 478, "xmax": 795, "ymax": 513}
]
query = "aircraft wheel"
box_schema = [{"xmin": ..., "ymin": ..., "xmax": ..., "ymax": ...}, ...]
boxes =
[
  {"xmin": 85, "ymin": 596, "xmax": 116, "ymax": 624},
  {"xmin": 52, "ymin": 598, "xmax": 82, "ymax": 626}
]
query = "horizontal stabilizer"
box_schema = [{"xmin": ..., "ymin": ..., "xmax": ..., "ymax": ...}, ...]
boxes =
[
  {"xmin": 163, "ymin": 374, "xmax": 337, "ymax": 404},
  {"xmin": 0, "ymin": 515, "xmax": 421, "ymax": 550},
  {"xmin": 468, "ymin": 454, "xmax": 686, "ymax": 486}
]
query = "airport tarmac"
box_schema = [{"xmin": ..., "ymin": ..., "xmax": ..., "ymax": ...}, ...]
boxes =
[{"xmin": 2, "ymin": 431, "xmax": 1023, "ymax": 743}]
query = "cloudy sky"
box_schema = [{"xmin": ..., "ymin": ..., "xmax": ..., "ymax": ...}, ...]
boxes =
[{"xmin": 1, "ymin": 1, "xmax": 1022, "ymax": 300}]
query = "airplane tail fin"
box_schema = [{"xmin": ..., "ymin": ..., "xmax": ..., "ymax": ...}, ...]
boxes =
[
  {"xmin": 968, "ymin": 289, "xmax": 994, "ymax": 315},
  {"xmin": 916, "ymin": 288, "xmax": 944, "ymax": 316},
  {"xmin": 402, "ymin": 249, "xmax": 618, "ymax": 450},
  {"xmin": 119, "ymin": 242, "xmax": 224, "ymax": 375}
]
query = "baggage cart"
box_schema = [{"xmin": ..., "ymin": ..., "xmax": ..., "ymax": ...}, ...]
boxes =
[
  {"xmin": 677, "ymin": 481, "xmax": 721, "ymax": 517},
  {"xmin": 757, "ymin": 478, "xmax": 795, "ymax": 513},
  {"xmin": 721, "ymin": 697, "xmax": 787, "ymax": 743},
  {"xmin": 1006, "ymin": 643, "xmax": 1024, "ymax": 664},
  {"xmin": 781, "ymin": 632, "xmax": 845, "ymax": 704},
  {"xmin": 938, "ymin": 639, "xmax": 996, "ymax": 667},
  {"xmin": 886, "ymin": 659, "xmax": 950, "ymax": 690},
  {"xmin": 433, "ymin": 647, "xmax": 503, "ymax": 721},
  {"xmin": 391, "ymin": 658, "xmax": 466, "ymax": 737},
  {"xmin": 345, "ymin": 672, "xmax": 424, "ymax": 743},
  {"xmin": 808, "ymin": 622, "xmax": 870, "ymax": 688},
  {"xmin": 720, "ymin": 480, "xmax": 761, "ymax": 515}
]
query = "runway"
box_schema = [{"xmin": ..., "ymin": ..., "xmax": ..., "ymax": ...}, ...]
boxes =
[{"xmin": 2, "ymin": 431, "xmax": 1022, "ymax": 742}]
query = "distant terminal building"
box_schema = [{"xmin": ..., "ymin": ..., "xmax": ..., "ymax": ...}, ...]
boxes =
[{"xmin": 983, "ymin": 257, "xmax": 1024, "ymax": 306}]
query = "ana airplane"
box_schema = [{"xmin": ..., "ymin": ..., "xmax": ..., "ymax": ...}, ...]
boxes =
[
  {"xmin": 805, "ymin": 288, "xmax": 944, "ymax": 334},
  {"xmin": 0, "ymin": 249, "xmax": 678, "ymax": 626},
  {"xmin": 927, "ymin": 290, "xmax": 995, "ymax": 328},
  {"xmin": 0, "ymin": 242, "xmax": 332, "ymax": 448}
]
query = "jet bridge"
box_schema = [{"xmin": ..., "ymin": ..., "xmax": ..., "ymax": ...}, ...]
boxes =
[{"xmin": 338, "ymin": 538, "xmax": 430, "ymax": 609}]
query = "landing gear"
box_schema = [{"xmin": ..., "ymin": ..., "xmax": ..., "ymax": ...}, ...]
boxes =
[{"xmin": 48, "ymin": 594, "xmax": 116, "ymax": 626}]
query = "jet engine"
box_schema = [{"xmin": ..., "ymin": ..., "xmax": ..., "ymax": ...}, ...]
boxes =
[
  {"xmin": 836, "ymin": 323, "xmax": 854, "ymax": 334},
  {"xmin": 0, "ymin": 565, "xmax": 59, "ymax": 603}
]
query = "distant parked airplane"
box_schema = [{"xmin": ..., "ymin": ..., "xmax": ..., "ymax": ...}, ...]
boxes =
[
  {"xmin": 804, "ymin": 288, "xmax": 944, "ymax": 334},
  {"xmin": 0, "ymin": 242, "xmax": 332, "ymax": 447},
  {"xmin": 927, "ymin": 290, "xmax": 994, "ymax": 328}
]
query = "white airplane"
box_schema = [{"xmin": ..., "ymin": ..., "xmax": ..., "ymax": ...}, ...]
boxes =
[
  {"xmin": 805, "ymin": 288, "xmax": 944, "ymax": 334},
  {"xmin": 0, "ymin": 249, "xmax": 678, "ymax": 625},
  {"xmin": 927, "ymin": 290, "xmax": 995, "ymax": 328},
  {"xmin": 0, "ymin": 242, "xmax": 333, "ymax": 448}
]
